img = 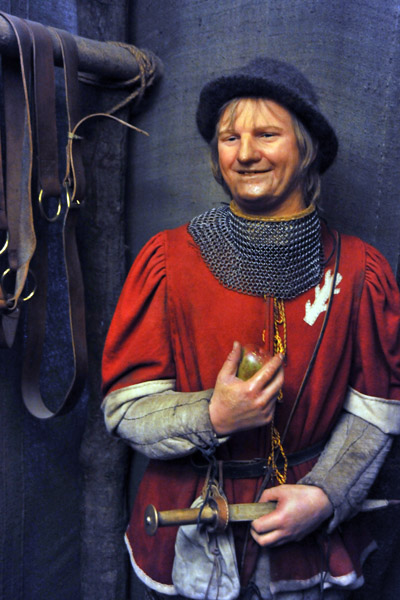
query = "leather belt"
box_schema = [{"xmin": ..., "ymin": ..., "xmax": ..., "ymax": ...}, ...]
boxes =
[{"xmin": 191, "ymin": 438, "xmax": 327, "ymax": 479}]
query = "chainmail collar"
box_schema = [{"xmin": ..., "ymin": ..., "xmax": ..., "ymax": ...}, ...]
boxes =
[{"xmin": 188, "ymin": 201, "xmax": 324, "ymax": 299}]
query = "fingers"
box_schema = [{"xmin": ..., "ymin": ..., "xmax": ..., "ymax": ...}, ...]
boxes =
[
  {"xmin": 250, "ymin": 485, "xmax": 333, "ymax": 548},
  {"xmin": 250, "ymin": 493, "xmax": 290, "ymax": 547},
  {"xmin": 243, "ymin": 354, "xmax": 284, "ymax": 413},
  {"xmin": 250, "ymin": 527, "xmax": 286, "ymax": 547},
  {"xmin": 218, "ymin": 343, "xmax": 284, "ymax": 390},
  {"xmin": 258, "ymin": 486, "xmax": 282, "ymax": 503},
  {"xmin": 249, "ymin": 353, "xmax": 284, "ymax": 391},
  {"xmin": 250, "ymin": 507, "xmax": 288, "ymax": 547},
  {"xmin": 217, "ymin": 341, "xmax": 242, "ymax": 381},
  {"xmin": 210, "ymin": 344, "xmax": 285, "ymax": 435},
  {"xmin": 250, "ymin": 486, "xmax": 291, "ymax": 547},
  {"xmin": 251, "ymin": 490, "xmax": 283, "ymax": 533}
]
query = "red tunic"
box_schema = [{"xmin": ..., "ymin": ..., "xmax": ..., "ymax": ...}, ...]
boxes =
[{"xmin": 102, "ymin": 221, "xmax": 400, "ymax": 592}]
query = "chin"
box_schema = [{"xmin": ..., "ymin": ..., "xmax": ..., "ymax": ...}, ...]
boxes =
[{"xmin": 235, "ymin": 197, "xmax": 278, "ymax": 215}]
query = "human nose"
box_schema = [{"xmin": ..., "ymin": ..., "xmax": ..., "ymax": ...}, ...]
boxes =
[{"xmin": 238, "ymin": 135, "xmax": 261, "ymax": 163}]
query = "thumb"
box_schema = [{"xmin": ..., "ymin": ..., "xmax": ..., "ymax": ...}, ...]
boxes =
[
  {"xmin": 259, "ymin": 485, "xmax": 286, "ymax": 504},
  {"xmin": 218, "ymin": 341, "xmax": 242, "ymax": 381}
]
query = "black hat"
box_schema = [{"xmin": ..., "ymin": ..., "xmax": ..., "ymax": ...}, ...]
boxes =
[{"xmin": 196, "ymin": 57, "xmax": 338, "ymax": 173}]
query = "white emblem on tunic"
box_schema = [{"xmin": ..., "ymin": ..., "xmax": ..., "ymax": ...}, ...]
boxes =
[{"xmin": 304, "ymin": 269, "xmax": 342, "ymax": 326}]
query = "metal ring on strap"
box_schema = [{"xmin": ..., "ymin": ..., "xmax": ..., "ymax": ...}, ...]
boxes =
[
  {"xmin": 38, "ymin": 189, "xmax": 62, "ymax": 222},
  {"xmin": 65, "ymin": 184, "xmax": 81, "ymax": 208},
  {"xmin": 0, "ymin": 230, "xmax": 9, "ymax": 255},
  {"xmin": 1, "ymin": 267, "xmax": 37, "ymax": 303}
]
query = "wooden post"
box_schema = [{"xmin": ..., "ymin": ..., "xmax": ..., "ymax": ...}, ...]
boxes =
[{"xmin": 0, "ymin": 14, "xmax": 163, "ymax": 81}]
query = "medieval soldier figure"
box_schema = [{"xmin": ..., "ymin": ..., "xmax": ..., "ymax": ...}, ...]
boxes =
[{"xmin": 102, "ymin": 58, "xmax": 400, "ymax": 600}]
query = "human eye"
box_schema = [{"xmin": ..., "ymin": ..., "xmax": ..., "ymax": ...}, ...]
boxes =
[
  {"xmin": 223, "ymin": 129, "xmax": 237, "ymax": 139},
  {"xmin": 219, "ymin": 132, "xmax": 238, "ymax": 143}
]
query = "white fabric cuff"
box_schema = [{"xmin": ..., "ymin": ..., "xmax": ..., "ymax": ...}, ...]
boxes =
[{"xmin": 344, "ymin": 386, "xmax": 400, "ymax": 434}]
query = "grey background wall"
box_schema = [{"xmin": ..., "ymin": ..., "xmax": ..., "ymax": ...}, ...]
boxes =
[{"xmin": 1, "ymin": 2, "xmax": 400, "ymax": 600}]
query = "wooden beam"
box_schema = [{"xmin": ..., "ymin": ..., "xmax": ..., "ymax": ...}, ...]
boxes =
[{"xmin": 0, "ymin": 14, "xmax": 163, "ymax": 82}]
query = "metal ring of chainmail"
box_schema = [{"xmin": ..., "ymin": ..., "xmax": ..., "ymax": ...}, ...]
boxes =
[{"xmin": 188, "ymin": 204, "xmax": 324, "ymax": 299}]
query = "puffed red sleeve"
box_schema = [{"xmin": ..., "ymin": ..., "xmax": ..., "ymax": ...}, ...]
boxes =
[
  {"xmin": 101, "ymin": 232, "xmax": 175, "ymax": 396},
  {"xmin": 300, "ymin": 243, "xmax": 400, "ymax": 528},
  {"xmin": 345, "ymin": 243, "xmax": 400, "ymax": 432}
]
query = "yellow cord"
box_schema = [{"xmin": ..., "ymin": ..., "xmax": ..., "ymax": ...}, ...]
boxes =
[
  {"xmin": 273, "ymin": 298, "xmax": 286, "ymax": 355},
  {"xmin": 267, "ymin": 297, "xmax": 288, "ymax": 484},
  {"xmin": 268, "ymin": 425, "xmax": 288, "ymax": 485}
]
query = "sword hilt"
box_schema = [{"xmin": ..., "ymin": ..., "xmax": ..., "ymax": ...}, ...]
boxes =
[
  {"xmin": 144, "ymin": 503, "xmax": 218, "ymax": 535},
  {"xmin": 144, "ymin": 500, "xmax": 277, "ymax": 535}
]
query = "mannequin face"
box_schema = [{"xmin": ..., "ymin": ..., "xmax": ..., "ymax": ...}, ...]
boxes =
[{"xmin": 217, "ymin": 98, "xmax": 305, "ymax": 217}]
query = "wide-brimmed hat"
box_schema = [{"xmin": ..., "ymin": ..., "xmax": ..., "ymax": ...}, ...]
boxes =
[{"xmin": 196, "ymin": 57, "xmax": 338, "ymax": 173}]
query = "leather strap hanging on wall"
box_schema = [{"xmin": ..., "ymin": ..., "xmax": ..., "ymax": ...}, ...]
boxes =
[
  {"xmin": 21, "ymin": 23, "xmax": 89, "ymax": 418},
  {"xmin": 0, "ymin": 13, "xmax": 36, "ymax": 347},
  {"xmin": 0, "ymin": 11, "xmax": 156, "ymax": 418}
]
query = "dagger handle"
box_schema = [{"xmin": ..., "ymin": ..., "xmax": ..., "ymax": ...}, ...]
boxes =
[
  {"xmin": 144, "ymin": 503, "xmax": 217, "ymax": 535},
  {"xmin": 144, "ymin": 501, "xmax": 277, "ymax": 535}
]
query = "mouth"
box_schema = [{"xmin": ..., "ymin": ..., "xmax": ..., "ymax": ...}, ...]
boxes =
[{"xmin": 236, "ymin": 170, "xmax": 271, "ymax": 176}]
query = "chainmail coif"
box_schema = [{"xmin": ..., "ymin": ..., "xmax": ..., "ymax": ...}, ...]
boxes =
[{"xmin": 188, "ymin": 203, "xmax": 324, "ymax": 299}]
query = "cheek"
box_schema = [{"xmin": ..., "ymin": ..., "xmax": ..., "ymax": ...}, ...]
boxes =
[
  {"xmin": 275, "ymin": 145, "xmax": 301, "ymax": 175},
  {"xmin": 218, "ymin": 156, "xmax": 227, "ymax": 173},
  {"xmin": 218, "ymin": 145, "xmax": 236, "ymax": 172},
  {"xmin": 218, "ymin": 159, "xmax": 232, "ymax": 181}
]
